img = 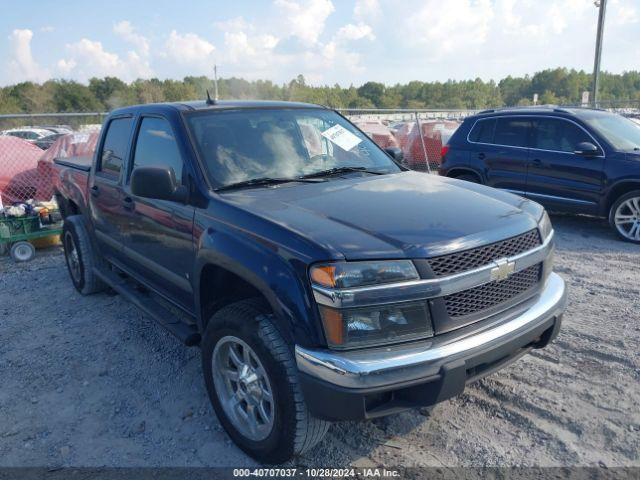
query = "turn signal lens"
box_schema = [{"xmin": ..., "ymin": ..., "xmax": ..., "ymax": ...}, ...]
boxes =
[{"xmin": 310, "ymin": 261, "xmax": 418, "ymax": 289}]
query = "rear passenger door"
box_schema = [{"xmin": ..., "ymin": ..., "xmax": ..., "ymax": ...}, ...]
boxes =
[
  {"xmin": 121, "ymin": 115, "xmax": 196, "ymax": 311},
  {"xmin": 88, "ymin": 115, "xmax": 133, "ymax": 262},
  {"xmin": 526, "ymin": 117, "xmax": 604, "ymax": 213},
  {"xmin": 469, "ymin": 116, "xmax": 532, "ymax": 193}
]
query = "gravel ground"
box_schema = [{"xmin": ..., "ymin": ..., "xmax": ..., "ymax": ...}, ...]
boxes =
[{"xmin": 0, "ymin": 213, "xmax": 638, "ymax": 468}]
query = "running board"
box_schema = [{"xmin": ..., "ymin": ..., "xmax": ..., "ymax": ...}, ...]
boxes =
[{"xmin": 94, "ymin": 266, "xmax": 201, "ymax": 346}]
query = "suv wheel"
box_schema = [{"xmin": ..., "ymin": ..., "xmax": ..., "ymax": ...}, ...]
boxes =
[
  {"xmin": 62, "ymin": 215, "xmax": 107, "ymax": 294},
  {"xmin": 202, "ymin": 299, "xmax": 329, "ymax": 463},
  {"xmin": 609, "ymin": 190, "xmax": 640, "ymax": 243}
]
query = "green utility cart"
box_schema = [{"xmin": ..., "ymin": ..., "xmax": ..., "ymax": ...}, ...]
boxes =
[{"xmin": 0, "ymin": 215, "xmax": 63, "ymax": 262}]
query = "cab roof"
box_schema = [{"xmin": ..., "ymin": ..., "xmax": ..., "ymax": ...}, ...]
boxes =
[{"xmin": 111, "ymin": 100, "xmax": 327, "ymax": 116}]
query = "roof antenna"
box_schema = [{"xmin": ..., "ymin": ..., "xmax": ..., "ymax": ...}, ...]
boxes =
[
  {"xmin": 206, "ymin": 64, "xmax": 219, "ymax": 105},
  {"xmin": 206, "ymin": 89, "xmax": 215, "ymax": 105}
]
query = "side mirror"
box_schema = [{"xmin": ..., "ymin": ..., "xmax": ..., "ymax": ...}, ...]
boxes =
[
  {"xmin": 574, "ymin": 141, "xmax": 600, "ymax": 157},
  {"xmin": 131, "ymin": 166, "xmax": 187, "ymax": 203},
  {"xmin": 384, "ymin": 147, "xmax": 404, "ymax": 163}
]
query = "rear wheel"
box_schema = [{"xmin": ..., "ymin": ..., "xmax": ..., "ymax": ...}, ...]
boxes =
[
  {"xmin": 62, "ymin": 215, "xmax": 107, "ymax": 294},
  {"xmin": 202, "ymin": 299, "xmax": 329, "ymax": 463},
  {"xmin": 609, "ymin": 190, "xmax": 640, "ymax": 243}
]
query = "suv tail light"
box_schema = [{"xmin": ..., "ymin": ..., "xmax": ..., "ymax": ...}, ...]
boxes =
[{"xmin": 441, "ymin": 144, "xmax": 450, "ymax": 159}]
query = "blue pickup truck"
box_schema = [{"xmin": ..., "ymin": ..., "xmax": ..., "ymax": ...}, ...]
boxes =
[{"xmin": 54, "ymin": 100, "xmax": 567, "ymax": 463}]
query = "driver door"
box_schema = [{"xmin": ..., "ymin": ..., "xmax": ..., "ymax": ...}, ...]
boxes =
[{"xmin": 525, "ymin": 117, "xmax": 604, "ymax": 213}]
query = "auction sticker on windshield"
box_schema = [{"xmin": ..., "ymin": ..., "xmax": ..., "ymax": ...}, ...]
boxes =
[{"xmin": 321, "ymin": 124, "xmax": 362, "ymax": 151}]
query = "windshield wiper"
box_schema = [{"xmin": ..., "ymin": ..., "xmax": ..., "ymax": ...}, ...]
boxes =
[
  {"xmin": 300, "ymin": 166, "xmax": 386, "ymax": 179},
  {"xmin": 215, "ymin": 176, "xmax": 322, "ymax": 192}
]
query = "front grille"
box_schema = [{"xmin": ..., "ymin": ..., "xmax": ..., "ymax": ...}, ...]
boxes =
[
  {"xmin": 442, "ymin": 264, "xmax": 542, "ymax": 318},
  {"xmin": 428, "ymin": 229, "xmax": 541, "ymax": 277}
]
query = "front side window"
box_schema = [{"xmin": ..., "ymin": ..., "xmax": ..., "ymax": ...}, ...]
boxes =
[
  {"xmin": 532, "ymin": 118, "xmax": 593, "ymax": 153},
  {"xmin": 99, "ymin": 117, "xmax": 133, "ymax": 178},
  {"xmin": 131, "ymin": 117, "xmax": 183, "ymax": 183},
  {"xmin": 582, "ymin": 113, "xmax": 640, "ymax": 151},
  {"xmin": 185, "ymin": 108, "xmax": 400, "ymax": 188},
  {"xmin": 493, "ymin": 118, "xmax": 531, "ymax": 147}
]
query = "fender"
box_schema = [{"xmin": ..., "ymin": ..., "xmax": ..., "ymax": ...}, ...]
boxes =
[
  {"xmin": 601, "ymin": 178, "xmax": 640, "ymax": 216},
  {"xmin": 193, "ymin": 224, "xmax": 325, "ymax": 349}
]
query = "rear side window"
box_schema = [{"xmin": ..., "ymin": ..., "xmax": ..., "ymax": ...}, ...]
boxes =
[
  {"xmin": 494, "ymin": 118, "xmax": 531, "ymax": 147},
  {"xmin": 532, "ymin": 118, "xmax": 593, "ymax": 152},
  {"xmin": 131, "ymin": 117, "xmax": 183, "ymax": 182},
  {"xmin": 99, "ymin": 117, "xmax": 133, "ymax": 178},
  {"xmin": 468, "ymin": 119, "xmax": 496, "ymax": 143}
]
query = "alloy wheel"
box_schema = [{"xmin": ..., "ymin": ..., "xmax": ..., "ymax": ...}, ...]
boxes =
[
  {"xmin": 212, "ymin": 336, "xmax": 275, "ymax": 441},
  {"xmin": 614, "ymin": 196, "xmax": 640, "ymax": 241}
]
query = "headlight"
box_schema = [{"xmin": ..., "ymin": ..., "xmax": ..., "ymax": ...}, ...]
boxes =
[
  {"xmin": 310, "ymin": 260, "xmax": 419, "ymax": 289},
  {"xmin": 310, "ymin": 261, "xmax": 431, "ymax": 348},
  {"xmin": 318, "ymin": 302, "xmax": 434, "ymax": 349},
  {"xmin": 538, "ymin": 210, "xmax": 553, "ymax": 241}
]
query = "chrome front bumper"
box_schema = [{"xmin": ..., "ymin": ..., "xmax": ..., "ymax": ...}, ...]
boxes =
[{"xmin": 296, "ymin": 272, "xmax": 567, "ymax": 390}]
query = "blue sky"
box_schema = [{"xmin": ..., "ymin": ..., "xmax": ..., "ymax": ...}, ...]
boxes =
[{"xmin": 2, "ymin": 0, "xmax": 639, "ymax": 87}]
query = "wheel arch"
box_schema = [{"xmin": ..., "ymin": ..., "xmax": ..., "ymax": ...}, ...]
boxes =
[
  {"xmin": 194, "ymin": 232, "xmax": 323, "ymax": 348},
  {"xmin": 604, "ymin": 180, "xmax": 640, "ymax": 215},
  {"xmin": 445, "ymin": 167, "xmax": 483, "ymax": 183}
]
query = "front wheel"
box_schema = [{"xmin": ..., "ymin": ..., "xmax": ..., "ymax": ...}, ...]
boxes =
[
  {"xmin": 201, "ymin": 299, "xmax": 329, "ymax": 463},
  {"xmin": 609, "ymin": 190, "xmax": 640, "ymax": 243}
]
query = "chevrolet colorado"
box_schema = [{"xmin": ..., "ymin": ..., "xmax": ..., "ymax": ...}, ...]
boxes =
[{"xmin": 54, "ymin": 100, "xmax": 567, "ymax": 463}]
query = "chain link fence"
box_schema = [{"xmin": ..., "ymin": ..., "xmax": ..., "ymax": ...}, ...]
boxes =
[
  {"xmin": 0, "ymin": 113, "xmax": 105, "ymax": 206},
  {"xmin": 340, "ymin": 109, "xmax": 475, "ymax": 173},
  {"xmin": 1, "ymin": 103, "xmax": 640, "ymax": 207}
]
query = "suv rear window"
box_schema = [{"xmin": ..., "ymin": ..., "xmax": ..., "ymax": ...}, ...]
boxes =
[
  {"xmin": 494, "ymin": 118, "xmax": 531, "ymax": 147},
  {"xmin": 468, "ymin": 119, "xmax": 496, "ymax": 143}
]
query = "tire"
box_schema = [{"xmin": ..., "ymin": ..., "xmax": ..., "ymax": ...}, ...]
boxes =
[
  {"xmin": 202, "ymin": 298, "xmax": 329, "ymax": 463},
  {"xmin": 10, "ymin": 241, "xmax": 36, "ymax": 262},
  {"xmin": 62, "ymin": 215, "xmax": 107, "ymax": 294},
  {"xmin": 455, "ymin": 174, "xmax": 480, "ymax": 184},
  {"xmin": 609, "ymin": 190, "xmax": 640, "ymax": 244}
]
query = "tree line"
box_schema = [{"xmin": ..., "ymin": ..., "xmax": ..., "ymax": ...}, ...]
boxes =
[{"xmin": 1, "ymin": 68, "xmax": 639, "ymax": 114}]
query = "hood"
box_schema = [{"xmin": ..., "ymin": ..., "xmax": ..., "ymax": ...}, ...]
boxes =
[{"xmin": 219, "ymin": 171, "xmax": 542, "ymax": 260}]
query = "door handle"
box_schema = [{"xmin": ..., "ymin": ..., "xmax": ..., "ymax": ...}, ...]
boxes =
[
  {"xmin": 122, "ymin": 196, "xmax": 134, "ymax": 210},
  {"xmin": 532, "ymin": 158, "xmax": 543, "ymax": 165},
  {"xmin": 478, "ymin": 152, "xmax": 486, "ymax": 160},
  {"xmin": 90, "ymin": 185, "xmax": 99, "ymax": 197}
]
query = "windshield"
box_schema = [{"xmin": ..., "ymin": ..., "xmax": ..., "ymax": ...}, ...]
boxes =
[
  {"xmin": 583, "ymin": 113, "xmax": 640, "ymax": 151},
  {"xmin": 185, "ymin": 108, "xmax": 401, "ymax": 188}
]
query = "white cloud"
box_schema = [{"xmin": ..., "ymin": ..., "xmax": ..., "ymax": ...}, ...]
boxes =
[
  {"xmin": 113, "ymin": 20, "xmax": 150, "ymax": 56},
  {"xmin": 40, "ymin": 26, "xmax": 55, "ymax": 33},
  {"xmin": 335, "ymin": 23, "xmax": 375, "ymax": 42},
  {"xmin": 406, "ymin": 0, "xmax": 494, "ymax": 56},
  {"xmin": 354, "ymin": 0, "xmax": 381, "ymax": 23},
  {"xmin": 163, "ymin": 30, "xmax": 215, "ymax": 65},
  {"xmin": 6, "ymin": 29, "xmax": 49, "ymax": 83},
  {"xmin": 274, "ymin": 0, "xmax": 335, "ymax": 45},
  {"xmin": 57, "ymin": 38, "xmax": 152, "ymax": 81}
]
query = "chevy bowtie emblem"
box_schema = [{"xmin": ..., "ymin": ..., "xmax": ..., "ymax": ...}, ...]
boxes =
[{"xmin": 490, "ymin": 258, "xmax": 516, "ymax": 281}]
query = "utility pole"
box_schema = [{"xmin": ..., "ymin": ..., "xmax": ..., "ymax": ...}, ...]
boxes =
[
  {"xmin": 591, "ymin": 0, "xmax": 607, "ymax": 107},
  {"xmin": 213, "ymin": 64, "xmax": 219, "ymax": 101}
]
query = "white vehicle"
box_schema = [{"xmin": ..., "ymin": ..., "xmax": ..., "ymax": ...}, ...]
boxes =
[{"xmin": 1, "ymin": 127, "xmax": 58, "ymax": 141}]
